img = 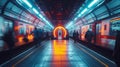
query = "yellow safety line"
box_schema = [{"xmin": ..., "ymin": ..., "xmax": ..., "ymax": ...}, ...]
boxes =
[
  {"xmin": 76, "ymin": 45, "xmax": 108, "ymax": 67},
  {"xmin": 12, "ymin": 44, "xmax": 45, "ymax": 67}
]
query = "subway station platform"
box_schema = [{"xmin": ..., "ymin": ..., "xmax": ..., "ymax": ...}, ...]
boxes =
[
  {"xmin": 0, "ymin": 0, "xmax": 120, "ymax": 67},
  {"xmin": 1, "ymin": 39, "xmax": 117, "ymax": 67}
]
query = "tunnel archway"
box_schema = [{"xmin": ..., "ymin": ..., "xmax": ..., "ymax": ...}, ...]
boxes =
[{"xmin": 53, "ymin": 26, "xmax": 67, "ymax": 39}]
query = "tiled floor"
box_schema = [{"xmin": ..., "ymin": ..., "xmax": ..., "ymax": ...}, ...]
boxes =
[{"xmin": 2, "ymin": 40, "xmax": 117, "ymax": 67}]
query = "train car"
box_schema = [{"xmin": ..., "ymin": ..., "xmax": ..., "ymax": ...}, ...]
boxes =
[
  {"xmin": 69, "ymin": 0, "xmax": 120, "ymax": 50},
  {"xmin": 78, "ymin": 15, "xmax": 120, "ymax": 50},
  {"xmin": 95, "ymin": 16, "xmax": 120, "ymax": 50}
]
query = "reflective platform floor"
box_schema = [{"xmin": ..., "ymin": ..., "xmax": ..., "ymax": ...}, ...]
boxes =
[{"xmin": 1, "ymin": 40, "xmax": 117, "ymax": 67}]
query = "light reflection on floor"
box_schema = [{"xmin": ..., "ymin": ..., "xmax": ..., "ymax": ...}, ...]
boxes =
[
  {"xmin": 52, "ymin": 40, "xmax": 68, "ymax": 67},
  {"xmin": 2, "ymin": 40, "xmax": 116, "ymax": 67}
]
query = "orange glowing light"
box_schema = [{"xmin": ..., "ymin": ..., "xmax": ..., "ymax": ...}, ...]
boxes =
[
  {"xmin": 26, "ymin": 25, "xmax": 34, "ymax": 34},
  {"xmin": 52, "ymin": 40, "xmax": 68, "ymax": 67},
  {"xmin": 53, "ymin": 26, "xmax": 67, "ymax": 38},
  {"xmin": 14, "ymin": 26, "xmax": 22, "ymax": 31},
  {"xmin": 27, "ymin": 34, "xmax": 34, "ymax": 40},
  {"xmin": 18, "ymin": 36, "xmax": 23, "ymax": 42}
]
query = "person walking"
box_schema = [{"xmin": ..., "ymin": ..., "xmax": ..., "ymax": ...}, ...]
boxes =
[{"xmin": 85, "ymin": 29, "xmax": 94, "ymax": 43}]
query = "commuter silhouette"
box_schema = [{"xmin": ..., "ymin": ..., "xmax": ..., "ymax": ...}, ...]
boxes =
[
  {"xmin": 59, "ymin": 32, "xmax": 61, "ymax": 36},
  {"xmin": 85, "ymin": 29, "xmax": 94, "ymax": 43},
  {"xmin": 32, "ymin": 27, "xmax": 39, "ymax": 41},
  {"xmin": 3, "ymin": 29, "xmax": 15, "ymax": 49},
  {"xmin": 46, "ymin": 32, "xmax": 49, "ymax": 38},
  {"xmin": 73, "ymin": 31, "xmax": 76, "ymax": 42},
  {"xmin": 31, "ymin": 27, "xmax": 40, "ymax": 47},
  {"xmin": 73, "ymin": 31, "xmax": 79, "ymax": 43}
]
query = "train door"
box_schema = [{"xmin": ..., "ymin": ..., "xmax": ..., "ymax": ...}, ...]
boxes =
[{"xmin": 96, "ymin": 23, "xmax": 102, "ymax": 45}]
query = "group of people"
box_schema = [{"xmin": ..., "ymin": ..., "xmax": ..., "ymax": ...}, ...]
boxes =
[
  {"xmin": 73, "ymin": 31, "xmax": 79, "ymax": 42},
  {"xmin": 2, "ymin": 27, "xmax": 50, "ymax": 50},
  {"xmin": 73, "ymin": 29, "xmax": 94, "ymax": 43},
  {"xmin": 31, "ymin": 27, "xmax": 50, "ymax": 43},
  {"xmin": 2, "ymin": 27, "xmax": 94, "ymax": 49}
]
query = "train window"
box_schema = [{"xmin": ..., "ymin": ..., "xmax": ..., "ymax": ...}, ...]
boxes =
[
  {"xmin": 82, "ymin": 18, "xmax": 86, "ymax": 23},
  {"xmin": 96, "ymin": 23, "xmax": 101, "ymax": 34},
  {"xmin": 112, "ymin": 7, "xmax": 120, "ymax": 15},
  {"xmin": 21, "ymin": 11, "xmax": 27, "ymax": 17},
  {"xmin": 107, "ymin": 0, "xmax": 120, "ymax": 9},
  {"xmin": 107, "ymin": 0, "xmax": 120, "ymax": 15},
  {"xmin": 0, "ymin": 0, "xmax": 8, "ymax": 7},
  {"xmin": 26, "ymin": 14, "xmax": 31, "ymax": 21},
  {"xmin": 19, "ymin": 17, "xmax": 27, "ymax": 22},
  {"xmin": 85, "ymin": 14, "xmax": 92, "ymax": 21},
  {"xmin": 34, "ymin": 19, "xmax": 39, "ymax": 23},
  {"xmin": 4, "ymin": 20, "xmax": 13, "ymax": 32},
  {"xmin": 21, "ymin": 12, "xmax": 30, "ymax": 21},
  {"xmin": 104, "ymin": 25, "xmax": 107, "ymax": 30},
  {"xmin": 0, "ymin": 17, "xmax": 4, "ymax": 37},
  {"xmin": 6, "ymin": 2, "xmax": 14, "ymax": 10},
  {"xmin": 0, "ymin": 16, "xmax": 13, "ymax": 37},
  {"xmin": 94, "ymin": 5, "xmax": 107, "ymax": 15},
  {"xmin": 110, "ymin": 17, "xmax": 120, "ymax": 36},
  {"xmin": 97, "ymin": 14, "xmax": 109, "ymax": 20},
  {"xmin": 76, "ymin": 20, "xmax": 82, "ymax": 25},
  {"xmin": 27, "ymin": 15, "xmax": 35, "ymax": 22},
  {"xmin": 87, "ymin": 18, "xmax": 94, "ymax": 23},
  {"xmin": 25, "ymin": 13, "xmax": 31, "ymax": 19},
  {"xmin": 19, "ymin": 24, "xmax": 26, "ymax": 35},
  {"xmin": 4, "ymin": 10, "xmax": 20, "ymax": 19},
  {"xmin": 84, "ymin": 14, "xmax": 95, "ymax": 23},
  {"xmin": 8, "ymin": 21, "xmax": 13, "ymax": 29},
  {"xmin": 90, "ymin": 13, "xmax": 96, "ymax": 20},
  {"xmin": 3, "ymin": 2, "xmax": 20, "ymax": 19},
  {"xmin": 12, "ymin": 5, "xmax": 22, "ymax": 14},
  {"xmin": 94, "ymin": 5, "xmax": 110, "ymax": 20},
  {"xmin": 84, "ymin": 14, "xmax": 95, "ymax": 24},
  {"xmin": 4, "ymin": 11, "xmax": 15, "ymax": 18}
]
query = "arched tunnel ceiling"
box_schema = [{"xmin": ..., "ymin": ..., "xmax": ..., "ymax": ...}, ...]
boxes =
[
  {"xmin": 0, "ymin": 0, "xmax": 112, "ymax": 28},
  {"xmin": 35, "ymin": 0, "xmax": 85, "ymax": 26}
]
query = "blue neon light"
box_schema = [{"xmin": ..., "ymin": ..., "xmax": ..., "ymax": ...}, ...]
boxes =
[
  {"xmin": 38, "ymin": 14, "xmax": 54, "ymax": 29},
  {"xmin": 66, "ymin": 21, "xmax": 73, "ymax": 28},
  {"xmin": 17, "ymin": 0, "xmax": 54, "ymax": 29},
  {"xmin": 81, "ymin": 8, "xmax": 88, "ymax": 14},
  {"xmin": 22, "ymin": 0, "xmax": 32, "ymax": 8},
  {"xmin": 66, "ymin": 0, "xmax": 102, "ymax": 29},
  {"xmin": 32, "ymin": 8, "xmax": 39, "ymax": 14},
  {"xmin": 88, "ymin": 0, "xmax": 98, "ymax": 8},
  {"xmin": 74, "ymin": 17, "xmax": 77, "ymax": 21},
  {"xmin": 38, "ymin": 14, "xmax": 43, "ymax": 18}
]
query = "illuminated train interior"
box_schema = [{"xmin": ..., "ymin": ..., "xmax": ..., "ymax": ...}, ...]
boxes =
[{"xmin": 0, "ymin": 0, "xmax": 120, "ymax": 67}]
